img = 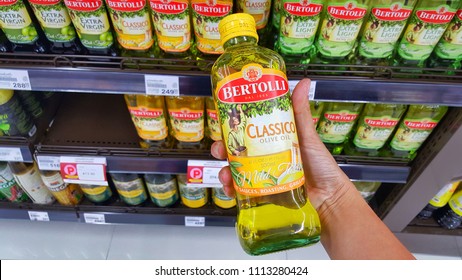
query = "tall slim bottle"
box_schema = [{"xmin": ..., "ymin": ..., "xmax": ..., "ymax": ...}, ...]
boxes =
[
  {"xmin": 354, "ymin": 0, "xmax": 417, "ymax": 66},
  {"xmin": 394, "ymin": 0, "xmax": 461, "ymax": 68},
  {"xmin": 235, "ymin": 0, "xmax": 273, "ymax": 47},
  {"xmin": 434, "ymin": 189, "xmax": 462, "ymax": 229},
  {"xmin": 418, "ymin": 181, "xmax": 460, "ymax": 219},
  {"xmin": 0, "ymin": 162, "xmax": 29, "ymax": 202},
  {"xmin": 0, "ymin": 89, "xmax": 37, "ymax": 138},
  {"xmin": 310, "ymin": 101, "xmax": 324, "ymax": 128},
  {"xmin": 206, "ymin": 96, "xmax": 222, "ymax": 141},
  {"xmin": 316, "ymin": 102, "xmax": 364, "ymax": 155},
  {"xmin": 344, "ymin": 103, "xmax": 407, "ymax": 157},
  {"xmin": 211, "ymin": 13, "xmax": 321, "ymax": 255}
]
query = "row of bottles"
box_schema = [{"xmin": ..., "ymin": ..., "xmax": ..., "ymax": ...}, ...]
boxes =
[
  {"xmin": 311, "ymin": 101, "xmax": 448, "ymax": 159},
  {"xmin": 0, "ymin": 160, "xmax": 235, "ymax": 209}
]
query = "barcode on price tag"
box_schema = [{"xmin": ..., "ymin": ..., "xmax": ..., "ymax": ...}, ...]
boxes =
[
  {"xmin": 0, "ymin": 147, "xmax": 23, "ymax": 162},
  {"xmin": 145, "ymin": 75, "xmax": 180, "ymax": 96},
  {"xmin": 288, "ymin": 80, "xmax": 316, "ymax": 100},
  {"xmin": 0, "ymin": 69, "xmax": 32, "ymax": 90},
  {"xmin": 36, "ymin": 155, "xmax": 61, "ymax": 171},
  {"xmin": 28, "ymin": 211, "xmax": 50, "ymax": 222},
  {"xmin": 185, "ymin": 216, "xmax": 205, "ymax": 227},
  {"xmin": 84, "ymin": 213, "xmax": 106, "ymax": 224}
]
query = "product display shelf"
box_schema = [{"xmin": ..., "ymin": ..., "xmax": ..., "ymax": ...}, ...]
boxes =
[
  {"xmin": 405, "ymin": 217, "xmax": 462, "ymax": 236},
  {"xmin": 0, "ymin": 53, "xmax": 462, "ymax": 106}
]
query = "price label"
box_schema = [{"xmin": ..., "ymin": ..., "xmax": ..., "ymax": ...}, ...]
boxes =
[
  {"xmin": 60, "ymin": 156, "xmax": 108, "ymax": 185},
  {"xmin": 36, "ymin": 155, "xmax": 61, "ymax": 171},
  {"xmin": 83, "ymin": 213, "xmax": 106, "ymax": 224},
  {"xmin": 185, "ymin": 216, "xmax": 205, "ymax": 227},
  {"xmin": 0, "ymin": 69, "xmax": 32, "ymax": 90},
  {"xmin": 145, "ymin": 75, "xmax": 180, "ymax": 96},
  {"xmin": 28, "ymin": 211, "xmax": 50, "ymax": 222},
  {"xmin": 0, "ymin": 147, "xmax": 23, "ymax": 162},
  {"xmin": 288, "ymin": 80, "xmax": 316, "ymax": 100},
  {"xmin": 187, "ymin": 160, "xmax": 228, "ymax": 188}
]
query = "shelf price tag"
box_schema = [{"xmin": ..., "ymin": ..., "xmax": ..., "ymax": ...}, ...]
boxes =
[
  {"xmin": 36, "ymin": 155, "xmax": 61, "ymax": 171},
  {"xmin": 185, "ymin": 216, "xmax": 205, "ymax": 227},
  {"xmin": 288, "ymin": 80, "xmax": 316, "ymax": 100},
  {"xmin": 145, "ymin": 75, "xmax": 180, "ymax": 96},
  {"xmin": 28, "ymin": 211, "xmax": 50, "ymax": 222},
  {"xmin": 83, "ymin": 213, "xmax": 106, "ymax": 224},
  {"xmin": 186, "ymin": 160, "xmax": 228, "ymax": 188},
  {"xmin": 60, "ymin": 156, "xmax": 108, "ymax": 186},
  {"xmin": 0, "ymin": 69, "xmax": 32, "ymax": 90},
  {"xmin": 0, "ymin": 147, "xmax": 23, "ymax": 162}
]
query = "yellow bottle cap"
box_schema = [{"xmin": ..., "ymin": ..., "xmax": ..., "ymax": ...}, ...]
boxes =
[
  {"xmin": 218, "ymin": 13, "xmax": 259, "ymax": 46},
  {"xmin": 0, "ymin": 89, "xmax": 14, "ymax": 105}
]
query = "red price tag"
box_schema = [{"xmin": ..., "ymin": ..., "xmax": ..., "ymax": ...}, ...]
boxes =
[
  {"xmin": 59, "ymin": 156, "xmax": 108, "ymax": 185},
  {"xmin": 187, "ymin": 160, "xmax": 228, "ymax": 188}
]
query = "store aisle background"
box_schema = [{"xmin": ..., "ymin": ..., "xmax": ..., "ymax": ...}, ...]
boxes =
[{"xmin": 0, "ymin": 219, "xmax": 460, "ymax": 260}]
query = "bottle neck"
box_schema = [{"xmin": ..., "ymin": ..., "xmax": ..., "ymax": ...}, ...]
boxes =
[{"xmin": 223, "ymin": 36, "xmax": 257, "ymax": 50}]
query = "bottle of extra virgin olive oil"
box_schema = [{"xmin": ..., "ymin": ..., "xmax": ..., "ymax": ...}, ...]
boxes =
[
  {"xmin": 28, "ymin": 0, "xmax": 84, "ymax": 54},
  {"xmin": 274, "ymin": 0, "xmax": 325, "ymax": 64},
  {"xmin": 394, "ymin": 0, "xmax": 461, "ymax": 68},
  {"xmin": 0, "ymin": 0, "xmax": 49, "ymax": 53},
  {"xmin": 211, "ymin": 13, "xmax": 321, "ymax": 256},
  {"xmin": 235, "ymin": 0, "xmax": 273, "ymax": 47},
  {"xmin": 354, "ymin": 0, "xmax": 417, "ymax": 66}
]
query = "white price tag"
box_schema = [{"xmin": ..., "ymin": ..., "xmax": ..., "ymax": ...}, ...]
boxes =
[
  {"xmin": 145, "ymin": 75, "xmax": 180, "ymax": 96},
  {"xmin": 36, "ymin": 155, "xmax": 61, "ymax": 171},
  {"xmin": 0, "ymin": 147, "xmax": 23, "ymax": 162},
  {"xmin": 77, "ymin": 164, "xmax": 106, "ymax": 181},
  {"xmin": 288, "ymin": 80, "xmax": 316, "ymax": 100},
  {"xmin": 60, "ymin": 156, "xmax": 108, "ymax": 185},
  {"xmin": 0, "ymin": 69, "xmax": 32, "ymax": 90},
  {"xmin": 28, "ymin": 211, "xmax": 50, "ymax": 222},
  {"xmin": 187, "ymin": 160, "xmax": 228, "ymax": 188},
  {"xmin": 203, "ymin": 167, "xmax": 220, "ymax": 184},
  {"xmin": 288, "ymin": 80, "xmax": 300, "ymax": 93},
  {"xmin": 185, "ymin": 216, "xmax": 205, "ymax": 227},
  {"xmin": 84, "ymin": 213, "xmax": 106, "ymax": 224}
]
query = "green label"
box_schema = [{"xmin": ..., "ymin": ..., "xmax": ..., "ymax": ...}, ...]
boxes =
[
  {"xmin": 448, "ymin": 190, "xmax": 462, "ymax": 216},
  {"xmin": 29, "ymin": 0, "xmax": 76, "ymax": 43},
  {"xmin": 397, "ymin": 5, "xmax": 457, "ymax": 60},
  {"xmin": 434, "ymin": 9, "xmax": 462, "ymax": 60},
  {"xmin": 0, "ymin": 166, "xmax": 29, "ymax": 202},
  {"xmin": 0, "ymin": 0, "xmax": 39, "ymax": 44},
  {"xmin": 353, "ymin": 116, "xmax": 400, "ymax": 149},
  {"xmin": 390, "ymin": 118, "xmax": 439, "ymax": 151},
  {"xmin": 0, "ymin": 94, "xmax": 36, "ymax": 137},
  {"xmin": 317, "ymin": 110, "xmax": 360, "ymax": 144},
  {"xmin": 316, "ymin": 1, "xmax": 368, "ymax": 57},
  {"xmin": 359, "ymin": 3, "xmax": 413, "ymax": 59},
  {"xmin": 278, "ymin": 0, "xmax": 323, "ymax": 54},
  {"xmin": 113, "ymin": 177, "xmax": 147, "ymax": 205}
]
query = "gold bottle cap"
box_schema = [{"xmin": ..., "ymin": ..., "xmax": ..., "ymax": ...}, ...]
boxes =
[{"xmin": 218, "ymin": 13, "xmax": 259, "ymax": 45}]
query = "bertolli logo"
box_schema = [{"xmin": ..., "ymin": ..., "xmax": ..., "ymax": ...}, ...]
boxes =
[
  {"xmin": 365, "ymin": 118, "xmax": 398, "ymax": 128},
  {"xmin": 0, "ymin": 0, "xmax": 18, "ymax": 6},
  {"xmin": 28, "ymin": 0, "xmax": 60, "ymax": 5},
  {"xmin": 106, "ymin": 0, "xmax": 145, "ymax": 12},
  {"xmin": 404, "ymin": 120, "xmax": 438, "ymax": 130},
  {"xmin": 130, "ymin": 109, "xmax": 162, "ymax": 118},
  {"xmin": 372, "ymin": 3, "xmax": 412, "ymax": 21},
  {"xmin": 64, "ymin": 0, "xmax": 102, "ymax": 12},
  {"xmin": 325, "ymin": 113, "xmax": 358, "ymax": 122},
  {"xmin": 328, "ymin": 1, "xmax": 367, "ymax": 20},
  {"xmin": 169, "ymin": 109, "xmax": 203, "ymax": 120},
  {"xmin": 192, "ymin": 1, "xmax": 231, "ymax": 17},
  {"xmin": 416, "ymin": 6, "xmax": 455, "ymax": 24},
  {"xmin": 150, "ymin": 0, "xmax": 187, "ymax": 14},
  {"xmin": 284, "ymin": 1, "xmax": 323, "ymax": 17}
]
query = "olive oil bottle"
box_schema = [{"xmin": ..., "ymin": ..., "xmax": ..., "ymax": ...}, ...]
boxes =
[
  {"xmin": 206, "ymin": 96, "xmax": 222, "ymax": 141},
  {"xmin": 310, "ymin": 101, "xmax": 324, "ymax": 128},
  {"xmin": 211, "ymin": 13, "xmax": 321, "ymax": 255},
  {"xmin": 235, "ymin": 0, "xmax": 273, "ymax": 47}
]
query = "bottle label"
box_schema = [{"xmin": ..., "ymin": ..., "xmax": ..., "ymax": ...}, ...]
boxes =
[
  {"xmin": 434, "ymin": 9, "xmax": 462, "ymax": 60},
  {"xmin": 64, "ymin": 0, "xmax": 113, "ymax": 49},
  {"xmin": 0, "ymin": 94, "xmax": 36, "ymax": 137},
  {"xmin": 236, "ymin": 0, "xmax": 271, "ymax": 30},
  {"xmin": 278, "ymin": 0, "xmax": 323, "ymax": 53},
  {"xmin": 398, "ymin": 5, "xmax": 456, "ymax": 61},
  {"xmin": 128, "ymin": 106, "xmax": 168, "ymax": 141},
  {"xmin": 206, "ymin": 108, "xmax": 222, "ymax": 141},
  {"xmin": 40, "ymin": 172, "xmax": 82, "ymax": 205},
  {"xmin": 353, "ymin": 116, "xmax": 400, "ymax": 149},
  {"xmin": 429, "ymin": 182, "xmax": 459, "ymax": 208},
  {"xmin": 359, "ymin": 2, "xmax": 413, "ymax": 59},
  {"xmin": 150, "ymin": 0, "xmax": 191, "ymax": 53},
  {"xmin": 112, "ymin": 178, "xmax": 146, "ymax": 199},
  {"xmin": 168, "ymin": 108, "xmax": 204, "ymax": 142},
  {"xmin": 28, "ymin": 0, "xmax": 76, "ymax": 43},
  {"xmin": 316, "ymin": 1, "xmax": 368, "ymax": 57},
  {"xmin": 146, "ymin": 179, "xmax": 177, "ymax": 200},
  {"xmin": 80, "ymin": 184, "xmax": 109, "ymax": 195},
  {"xmin": 212, "ymin": 187, "xmax": 236, "ymax": 208},
  {"xmin": 40, "ymin": 172, "xmax": 66, "ymax": 191},
  {"xmin": 191, "ymin": 0, "xmax": 232, "ymax": 55},
  {"xmin": 106, "ymin": 0, "xmax": 153, "ymax": 50},
  {"xmin": 0, "ymin": 165, "xmax": 28, "ymax": 202},
  {"xmin": 390, "ymin": 118, "xmax": 439, "ymax": 151},
  {"xmin": 272, "ymin": 0, "xmax": 282, "ymax": 29},
  {"xmin": 0, "ymin": 0, "xmax": 39, "ymax": 44},
  {"xmin": 317, "ymin": 110, "xmax": 360, "ymax": 144},
  {"xmin": 448, "ymin": 190, "xmax": 462, "ymax": 216},
  {"xmin": 215, "ymin": 63, "xmax": 304, "ymax": 197},
  {"xmin": 13, "ymin": 167, "xmax": 54, "ymax": 204}
]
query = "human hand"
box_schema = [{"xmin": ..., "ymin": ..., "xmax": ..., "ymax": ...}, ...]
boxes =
[{"xmin": 210, "ymin": 79, "xmax": 352, "ymax": 211}]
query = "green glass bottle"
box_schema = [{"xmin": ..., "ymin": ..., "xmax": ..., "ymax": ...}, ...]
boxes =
[
  {"xmin": 316, "ymin": 102, "xmax": 364, "ymax": 155},
  {"xmin": 310, "ymin": 101, "xmax": 324, "ymax": 128},
  {"xmin": 344, "ymin": 103, "xmax": 407, "ymax": 157},
  {"xmin": 271, "ymin": 0, "xmax": 282, "ymax": 42},
  {"xmin": 275, "ymin": 0, "xmax": 325, "ymax": 64}
]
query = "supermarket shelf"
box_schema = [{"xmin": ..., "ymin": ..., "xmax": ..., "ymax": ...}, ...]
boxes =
[
  {"xmin": 404, "ymin": 217, "xmax": 462, "ymax": 236},
  {"xmin": 0, "ymin": 201, "xmax": 78, "ymax": 222},
  {"xmin": 0, "ymin": 53, "xmax": 462, "ymax": 105},
  {"xmin": 0, "ymin": 137, "xmax": 34, "ymax": 162}
]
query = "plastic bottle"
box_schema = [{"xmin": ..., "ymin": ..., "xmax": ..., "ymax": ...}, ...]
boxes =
[
  {"xmin": 418, "ymin": 181, "xmax": 460, "ymax": 219},
  {"xmin": 316, "ymin": 102, "xmax": 364, "ymax": 155},
  {"xmin": 206, "ymin": 96, "xmax": 222, "ymax": 141},
  {"xmin": 177, "ymin": 174, "xmax": 208, "ymax": 208},
  {"xmin": 110, "ymin": 173, "xmax": 148, "ymax": 206},
  {"xmin": 271, "ymin": 0, "xmax": 282, "ymax": 42},
  {"xmin": 79, "ymin": 183, "xmax": 113, "ymax": 204},
  {"xmin": 310, "ymin": 101, "xmax": 324, "ymax": 128},
  {"xmin": 212, "ymin": 186, "xmax": 236, "ymax": 209},
  {"xmin": 352, "ymin": 181, "xmax": 381, "ymax": 202},
  {"xmin": 354, "ymin": 0, "xmax": 417, "ymax": 66},
  {"xmin": 144, "ymin": 174, "xmax": 179, "ymax": 207},
  {"xmin": 211, "ymin": 13, "xmax": 321, "ymax": 255},
  {"xmin": 0, "ymin": 89, "xmax": 37, "ymax": 138},
  {"xmin": 8, "ymin": 162, "xmax": 55, "ymax": 204},
  {"xmin": 344, "ymin": 103, "xmax": 407, "ymax": 157},
  {"xmin": 394, "ymin": 0, "xmax": 461, "ymax": 68},
  {"xmin": 435, "ymin": 189, "xmax": 462, "ymax": 229},
  {"xmin": 0, "ymin": 162, "xmax": 30, "ymax": 202},
  {"xmin": 38, "ymin": 170, "xmax": 83, "ymax": 206},
  {"xmin": 17, "ymin": 91, "xmax": 43, "ymax": 120},
  {"xmin": 235, "ymin": 0, "xmax": 273, "ymax": 47},
  {"xmin": 274, "ymin": 0, "xmax": 325, "ymax": 64},
  {"xmin": 28, "ymin": 0, "xmax": 83, "ymax": 54}
]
